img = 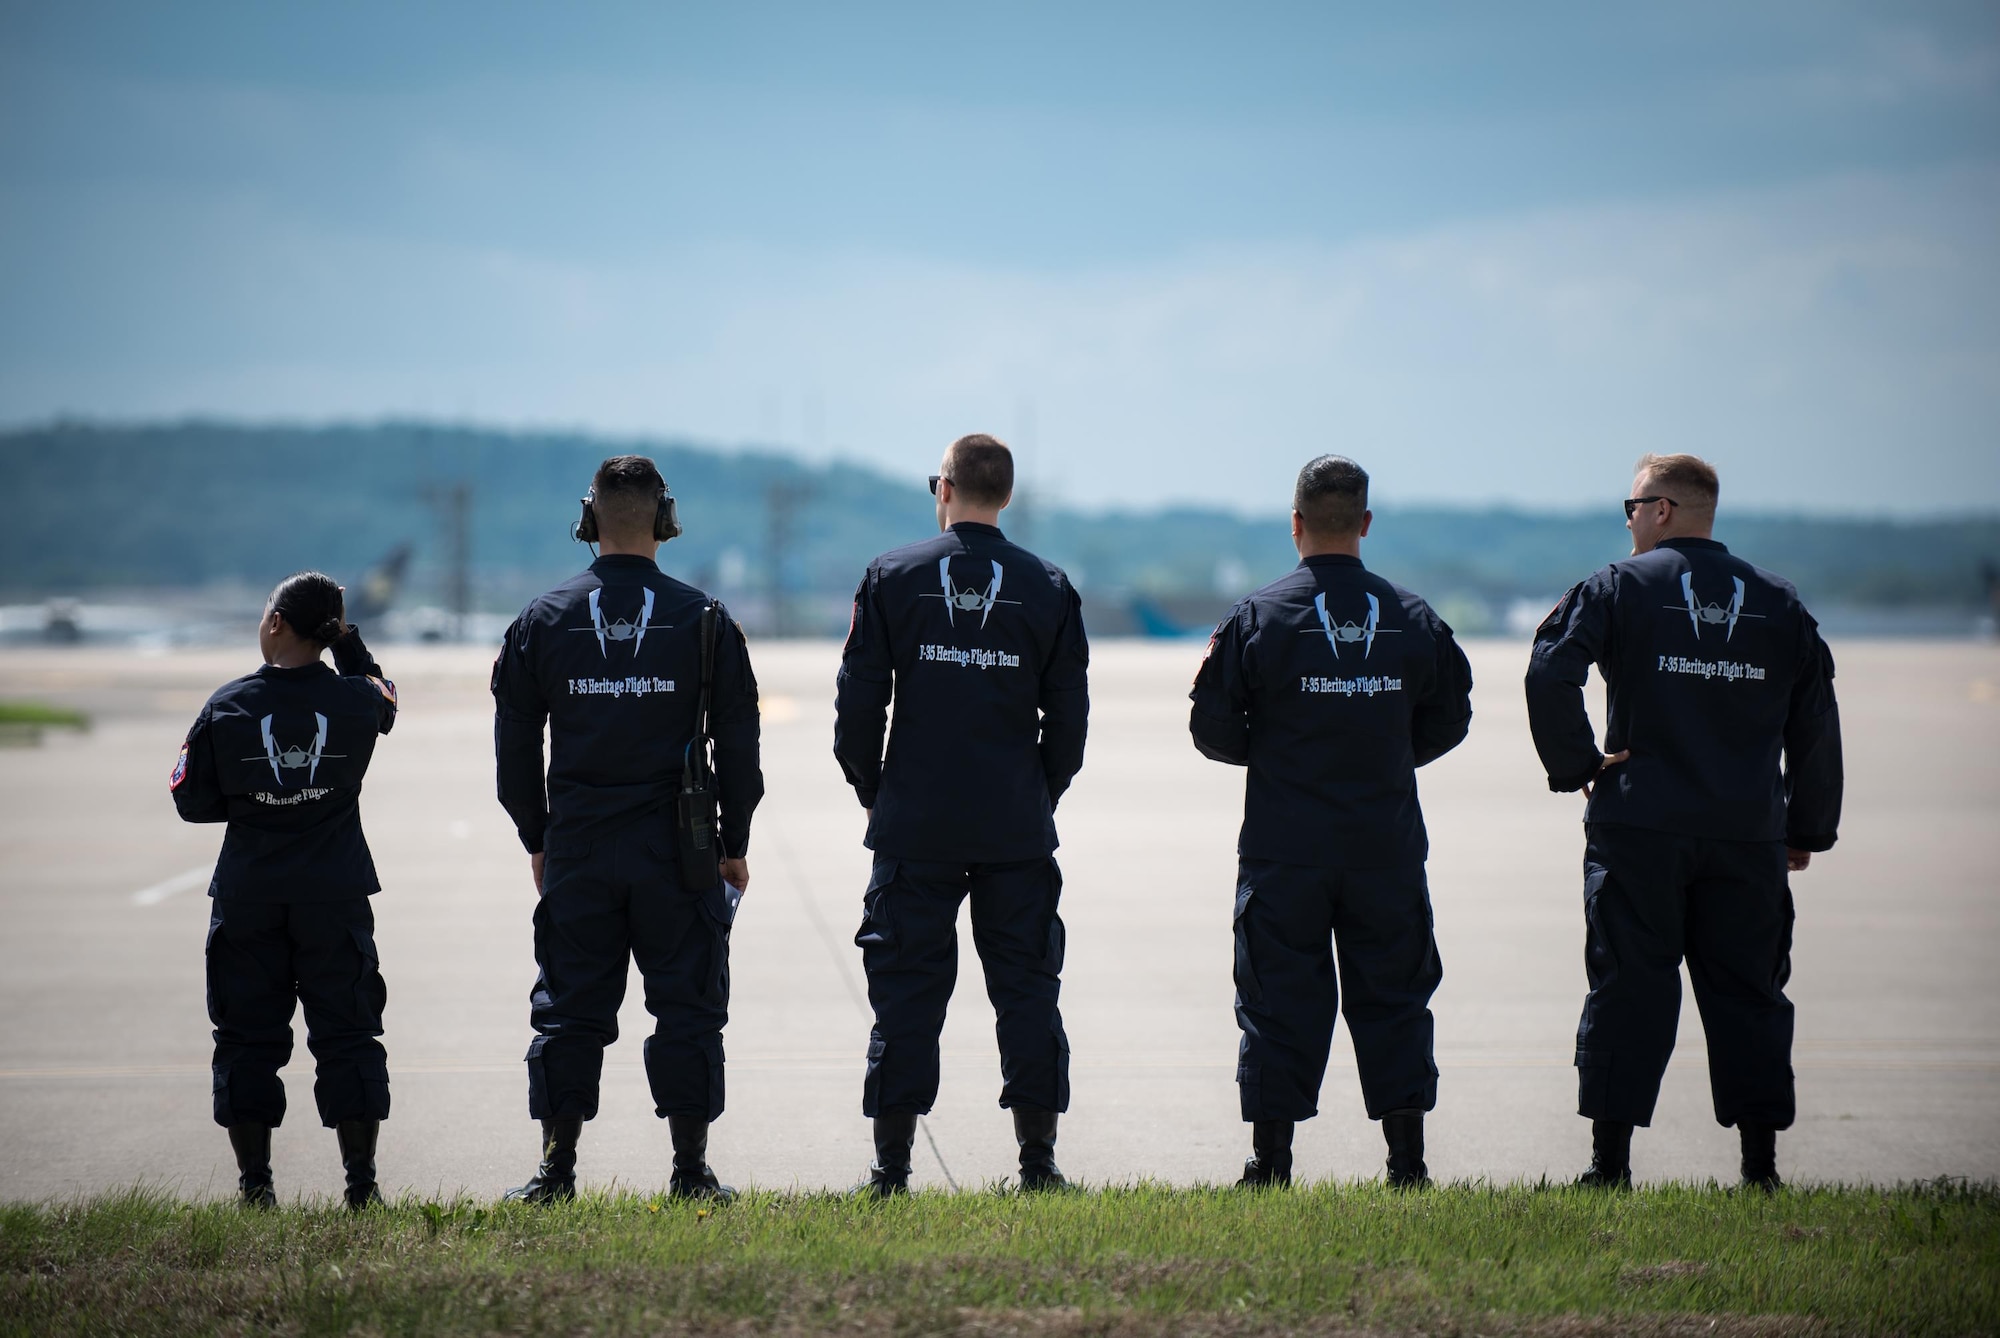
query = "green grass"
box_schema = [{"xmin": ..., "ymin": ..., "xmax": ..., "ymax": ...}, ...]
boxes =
[
  {"xmin": 3, "ymin": 1182, "xmax": 1995, "ymax": 1336},
  {"xmin": 0, "ymin": 701, "xmax": 89, "ymax": 727}
]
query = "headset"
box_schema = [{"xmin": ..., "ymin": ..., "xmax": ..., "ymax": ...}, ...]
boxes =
[{"xmin": 572, "ymin": 483, "xmax": 683, "ymax": 544}]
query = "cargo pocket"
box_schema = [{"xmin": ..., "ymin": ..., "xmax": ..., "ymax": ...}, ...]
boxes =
[
  {"xmin": 1231, "ymin": 880, "xmax": 1261, "ymax": 1007},
  {"xmin": 203, "ymin": 916, "xmax": 229, "ymax": 1028},
  {"xmin": 701, "ymin": 1034, "xmax": 726, "ymax": 1121},
  {"xmin": 211, "ymin": 1066, "xmax": 234, "ymax": 1127},
  {"xmin": 1043, "ymin": 911, "xmax": 1067, "ymax": 976},
  {"xmin": 1235, "ymin": 1061, "xmax": 1262, "ymax": 1121},
  {"xmin": 1575, "ymin": 1047, "xmax": 1613, "ymax": 1117},
  {"xmin": 1042, "ymin": 859, "xmax": 1067, "ymax": 974},
  {"xmin": 1050, "ymin": 1025, "xmax": 1071, "ymax": 1112},
  {"xmin": 697, "ymin": 884, "xmax": 733, "ymax": 1006},
  {"xmin": 348, "ymin": 924, "xmax": 388, "ymax": 1028},
  {"xmin": 854, "ymin": 860, "xmax": 899, "ymax": 960},
  {"xmin": 862, "ymin": 1033, "xmax": 889, "ymax": 1116}
]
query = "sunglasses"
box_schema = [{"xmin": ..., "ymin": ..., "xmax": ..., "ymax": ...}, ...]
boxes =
[
  {"xmin": 928, "ymin": 474, "xmax": 954, "ymax": 496},
  {"xmin": 1624, "ymin": 495, "xmax": 1679, "ymax": 519}
]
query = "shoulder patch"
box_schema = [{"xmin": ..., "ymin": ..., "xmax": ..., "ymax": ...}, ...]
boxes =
[
  {"xmin": 170, "ymin": 743, "xmax": 189, "ymax": 790},
  {"xmin": 367, "ymin": 676, "xmax": 398, "ymax": 706}
]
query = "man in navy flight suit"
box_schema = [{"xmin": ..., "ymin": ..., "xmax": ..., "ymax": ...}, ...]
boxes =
[
  {"xmin": 1527, "ymin": 453, "xmax": 1842, "ymax": 1190},
  {"xmin": 834, "ymin": 433, "xmax": 1090, "ymax": 1195},
  {"xmin": 493, "ymin": 455, "xmax": 763, "ymax": 1202},
  {"xmin": 1191, "ymin": 455, "xmax": 1473, "ymax": 1188}
]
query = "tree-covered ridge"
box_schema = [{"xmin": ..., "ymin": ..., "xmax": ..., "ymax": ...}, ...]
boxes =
[{"xmin": 2, "ymin": 421, "xmax": 1993, "ymax": 618}]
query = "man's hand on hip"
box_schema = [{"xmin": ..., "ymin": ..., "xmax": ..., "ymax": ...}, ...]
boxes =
[{"xmin": 1582, "ymin": 750, "xmax": 1630, "ymax": 799}]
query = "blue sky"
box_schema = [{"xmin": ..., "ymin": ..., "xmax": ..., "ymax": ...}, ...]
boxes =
[{"xmin": 2, "ymin": 1, "xmax": 1995, "ymax": 512}]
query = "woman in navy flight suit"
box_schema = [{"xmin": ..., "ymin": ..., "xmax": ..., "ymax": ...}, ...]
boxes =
[{"xmin": 171, "ymin": 572, "xmax": 398, "ymax": 1208}]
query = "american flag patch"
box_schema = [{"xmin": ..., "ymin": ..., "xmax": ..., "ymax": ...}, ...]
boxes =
[
  {"xmin": 368, "ymin": 676, "xmax": 398, "ymax": 706},
  {"xmin": 170, "ymin": 743, "xmax": 189, "ymax": 790}
]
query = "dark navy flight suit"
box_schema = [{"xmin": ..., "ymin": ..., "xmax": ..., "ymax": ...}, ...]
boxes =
[
  {"xmin": 493, "ymin": 555, "xmax": 763, "ymax": 1123},
  {"xmin": 834, "ymin": 521, "xmax": 1090, "ymax": 1117},
  {"xmin": 1526, "ymin": 536, "xmax": 1843, "ymax": 1131},
  {"xmin": 1190, "ymin": 555, "xmax": 1473, "ymax": 1123},
  {"xmin": 171, "ymin": 630, "xmax": 398, "ymax": 1130}
]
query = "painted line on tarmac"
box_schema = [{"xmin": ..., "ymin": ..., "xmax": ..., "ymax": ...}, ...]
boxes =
[
  {"xmin": 4, "ymin": 1057, "xmax": 1995, "ymax": 1083},
  {"xmin": 768, "ymin": 827, "xmax": 960, "ymax": 1193},
  {"xmin": 131, "ymin": 865, "xmax": 212, "ymax": 906}
]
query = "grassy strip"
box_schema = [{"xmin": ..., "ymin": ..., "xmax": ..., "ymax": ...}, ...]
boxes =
[
  {"xmin": 2, "ymin": 1181, "xmax": 1995, "ymax": 1337},
  {"xmin": 0, "ymin": 701, "xmax": 90, "ymax": 728}
]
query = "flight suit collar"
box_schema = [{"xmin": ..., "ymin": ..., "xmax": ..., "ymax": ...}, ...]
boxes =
[
  {"xmin": 1298, "ymin": 553, "xmax": 1364, "ymax": 571},
  {"xmin": 948, "ymin": 521, "xmax": 1006, "ymax": 541},
  {"xmin": 590, "ymin": 554, "xmax": 663, "ymax": 576},
  {"xmin": 256, "ymin": 661, "xmax": 334, "ymax": 682},
  {"xmin": 1657, "ymin": 537, "xmax": 1728, "ymax": 555}
]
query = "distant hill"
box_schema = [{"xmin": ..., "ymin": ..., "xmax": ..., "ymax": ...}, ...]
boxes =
[{"xmin": 2, "ymin": 421, "xmax": 1994, "ymax": 636}]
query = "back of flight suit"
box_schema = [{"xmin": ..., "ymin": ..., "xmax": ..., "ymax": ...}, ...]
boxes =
[
  {"xmin": 834, "ymin": 521, "xmax": 1090, "ymax": 1119},
  {"xmin": 1191, "ymin": 555, "xmax": 1472, "ymax": 1125},
  {"xmin": 493, "ymin": 555, "xmax": 763, "ymax": 1124},
  {"xmin": 1527, "ymin": 537, "xmax": 1843, "ymax": 1131},
  {"xmin": 171, "ymin": 630, "xmax": 398, "ymax": 1130}
]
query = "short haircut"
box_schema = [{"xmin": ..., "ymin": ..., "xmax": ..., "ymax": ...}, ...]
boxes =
[
  {"xmin": 269, "ymin": 571, "xmax": 346, "ymax": 647},
  {"xmin": 942, "ymin": 434, "xmax": 1014, "ymax": 507},
  {"xmin": 1635, "ymin": 453, "xmax": 1719, "ymax": 516},
  {"xmin": 591, "ymin": 454, "xmax": 666, "ymax": 540},
  {"xmin": 1293, "ymin": 455, "xmax": 1369, "ymax": 536}
]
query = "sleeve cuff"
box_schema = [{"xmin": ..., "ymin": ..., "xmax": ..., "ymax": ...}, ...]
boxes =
[
  {"xmin": 518, "ymin": 829, "xmax": 546, "ymax": 856},
  {"xmin": 1786, "ymin": 832, "xmax": 1837, "ymax": 853},
  {"xmin": 854, "ymin": 787, "xmax": 878, "ymax": 809},
  {"xmin": 1546, "ymin": 758, "xmax": 1602, "ymax": 793}
]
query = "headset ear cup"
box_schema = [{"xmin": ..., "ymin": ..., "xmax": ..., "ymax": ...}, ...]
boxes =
[
  {"xmin": 573, "ymin": 500, "xmax": 599, "ymax": 544},
  {"xmin": 656, "ymin": 495, "xmax": 682, "ymax": 541}
]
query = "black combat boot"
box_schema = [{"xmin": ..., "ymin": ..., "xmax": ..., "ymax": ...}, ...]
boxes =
[
  {"xmin": 1236, "ymin": 1119, "xmax": 1294, "ymax": 1188},
  {"xmin": 1739, "ymin": 1123, "xmax": 1782, "ymax": 1193},
  {"xmin": 335, "ymin": 1118, "xmax": 383, "ymax": 1210},
  {"xmin": 853, "ymin": 1113, "xmax": 918, "ymax": 1198},
  {"xmin": 666, "ymin": 1115, "xmax": 736, "ymax": 1202},
  {"xmin": 1382, "ymin": 1110, "xmax": 1431, "ymax": 1189},
  {"xmin": 1575, "ymin": 1120, "xmax": 1634, "ymax": 1188},
  {"xmin": 227, "ymin": 1124, "xmax": 277, "ymax": 1209},
  {"xmin": 1013, "ymin": 1108, "xmax": 1067, "ymax": 1191},
  {"xmin": 504, "ymin": 1114, "xmax": 583, "ymax": 1204}
]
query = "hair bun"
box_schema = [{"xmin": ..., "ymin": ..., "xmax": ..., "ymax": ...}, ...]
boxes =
[{"xmin": 315, "ymin": 617, "xmax": 347, "ymax": 645}]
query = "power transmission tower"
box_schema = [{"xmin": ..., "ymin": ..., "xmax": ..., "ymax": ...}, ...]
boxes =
[
  {"xmin": 421, "ymin": 481, "xmax": 473, "ymax": 641},
  {"xmin": 764, "ymin": 477, "xmax": 818, "ymax": 638}
]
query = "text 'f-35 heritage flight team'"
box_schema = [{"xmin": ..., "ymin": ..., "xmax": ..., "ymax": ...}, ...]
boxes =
[{"xmin": 169, "ymin": 438, "xmax": 1842, "ymax": 1207}]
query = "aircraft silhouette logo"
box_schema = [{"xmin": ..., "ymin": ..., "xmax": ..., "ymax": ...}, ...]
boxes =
[
  {"xmin": 1670, "ymin": 573, "xmax": 1764, "ymax": 642},
  {"xmin": 572, "ymin": 588, "xmax": 673, "ymax": 658},
  {"xmin": 922, "ymin": 556, "xmax": 1021, "ymax": 629},
  {"xmin": 243, "ymin": 713, "xmax": 343, "ymax": 786},
  {"xmin": 1304, "ymin": 591, "xmax": 1398, "ymax": 660}
]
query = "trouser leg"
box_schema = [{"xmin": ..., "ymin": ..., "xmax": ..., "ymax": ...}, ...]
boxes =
[
  {"xmin": 526, "ymin": 840, "xmax": 630, "ymax": 1120},
  {"xmin": 206, "ymin": 900, "xmax": 297, "ymax": 1129},
  {"xmin": 1686, "ymin": 839, "xmax": 1797, "ymax": 1130},
  {"xmin": 855, "ymin": 857, "xmax": 966, "ymax": 1117},
  {"xmin": 290, "ymin": 898, "xmax": 391, "ymax": 1127},
  {"xmin": 969, "ymin": 856, "xmax": 1070, "ymax": 1114},
  {"xmin": 629, "ymin": 828, "xmax": 731, "ymax": 1122},
  {"xmin": 1232, "ymin": 860, "xmax": 1339, "ymax": 1122},
  {"xmin": 1575, "ymin": 824, "xmax": 1692, "ymax": 1127},
  {"xmin": 1330, "ymin": 861, "xmax": 1442, "ymax": 1118}
]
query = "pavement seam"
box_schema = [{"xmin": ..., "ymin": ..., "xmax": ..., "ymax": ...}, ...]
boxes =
[{"xmin": 769, "ymin": 825, "xmax": 960, "ymax": 1191}]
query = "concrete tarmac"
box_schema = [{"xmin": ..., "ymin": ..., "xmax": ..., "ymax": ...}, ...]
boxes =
[{"xmin": 0, "ymin": 638, "xmax": 1995, "ymax": 1202}]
